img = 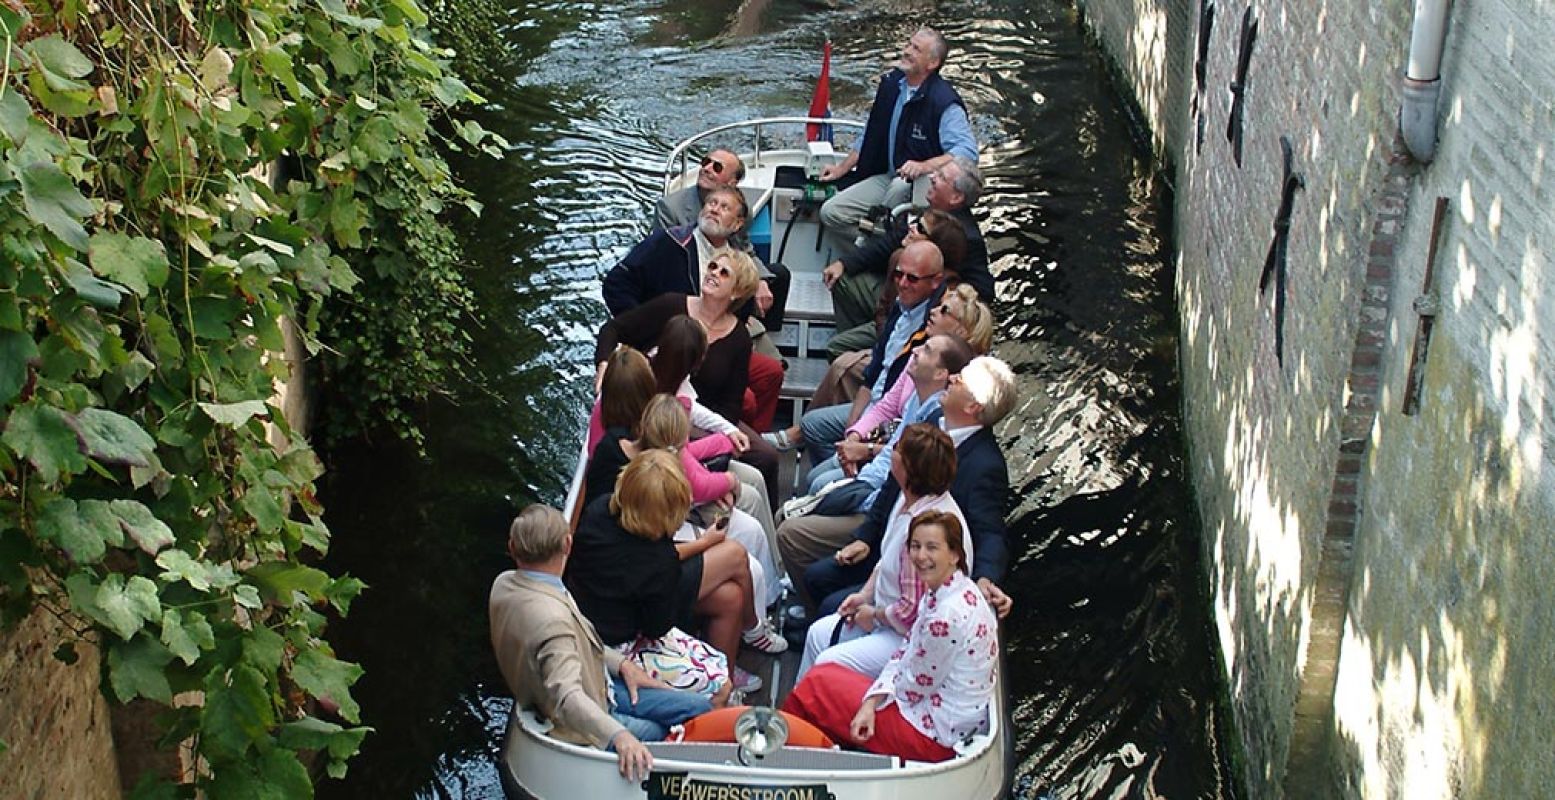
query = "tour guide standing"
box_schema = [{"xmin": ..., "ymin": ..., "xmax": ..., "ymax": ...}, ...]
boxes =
[
  {"xmin": 817, "ymin": 27, "xmax": 977, "ymax": 253},
  {"xmin": 489, "ymin": 505, "xmax": 711, "ymax": 783}
]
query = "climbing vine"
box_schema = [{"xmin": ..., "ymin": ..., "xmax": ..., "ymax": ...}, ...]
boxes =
[{"xmin": 0, "ymin": 0, "xmax": 499, "ymax": 793}]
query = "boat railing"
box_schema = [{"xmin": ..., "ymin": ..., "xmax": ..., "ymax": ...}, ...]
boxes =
[{"xmin": 661, "ymin": 116, "xmax": 864, "ymax": 192}]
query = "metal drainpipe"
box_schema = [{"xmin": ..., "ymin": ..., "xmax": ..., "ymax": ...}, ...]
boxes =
[{"xmin": 1400, "ymin": 0, "xmax": 1452, "ymax": 163}]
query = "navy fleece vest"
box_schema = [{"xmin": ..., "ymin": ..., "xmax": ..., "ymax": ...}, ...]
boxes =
[{"xmin": 855, "ymin": 69, "xmax": 966, "ymax": 177}]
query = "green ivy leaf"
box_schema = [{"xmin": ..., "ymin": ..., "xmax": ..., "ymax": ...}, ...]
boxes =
[
  {"xmin": 18, "ymin": 160, "xmax": 94, "ymax": 251},
  {"xmin": 160, "ymin": 608, "xmax": 214, "ymax": 665},
  {"xmin": 91, "ymin": 573, "xmax": 162, "ymax": 640},
  {"xmin": 88, "ymin": 232, "xmax": 171, "ymax": 297},
  {"xmin": 254, "ymin": 748, "xmax": 312, "ymax": 797},
  {"xmin": 70, "ymin": 408, "xmax": 158, "ymax": 467},
  {"xmin": 156, "ymin": 548, "xmax": 239, "ymax": 592},
  {"xmin": 290, "ymin": 649, "xmax": 363, "ymax": 723},
  {"xmin": 107, "ymin": 635, "xmax": 175, "ymax": 703},
  {"xmin": 0, "ymin": 91, "xmax": 31, "ymax": 145},
  {"xmin": 278, "ymin": 716, "xmax": 370, "ymax": 765},
  {"xmin": 0, "ymin": 330, "xmax": 40, "ymax": 406},
  {"xmin": 36, "ymin": 497, "xmax": 121, "ymax": 564},
  {"xmin": 197, "ymin": 399, "xmax": 268, "ymax": 427},
  {"xmin": 245, "ymin": 562, "xmax": 329, "ymax": 605},
  {"xmin": 241, "ymin": 626, "xmax": 285, "ymax": 674},
  {"xmin": 25, "ymin": 35, "xmax": 95, "ymax": 84},
  {"xmin": 201, "ymin": 664, "xmax": 274, "ymax": 760},
  {"xmin": 110, "ymin": 499, "xmax": 176, "ymax": 555},
  {"xmin": 240, "ymin": 487, "xmax": 284, "ymax": 534},
  {"xmin": 3, "ymin": 404, "xmax": 87, "ymax": 483},
  {"xmin": 324, "ymin": 575, "xmax": 366, "ymax": 616},
  {"xmin": 61, "ymin": 258, "xmax": 127, "ymax": 308},
  {"xmin": 385, "ymin": 0, "xmax": 430, "ymax": 27}
]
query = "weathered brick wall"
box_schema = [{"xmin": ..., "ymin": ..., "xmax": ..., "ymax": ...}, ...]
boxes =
[
  {"xmin": 1073, "ymin": 0, "xmax": 1555, "ymax": 796},
  {"xmin": 0, "ymin": 607, "xmax": 121, "ymax": 800},
  {"xmin": 1330, "ymin": 1, "xmax": 1555, "ymax": 793}
]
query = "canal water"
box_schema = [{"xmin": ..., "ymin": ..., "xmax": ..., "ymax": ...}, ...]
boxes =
[{"xmin": 317, "ymin": 0, "xmax": 1240, "ymax": 797}]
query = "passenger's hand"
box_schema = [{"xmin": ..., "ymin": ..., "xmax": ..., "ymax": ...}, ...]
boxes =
[
  {"xmin": 850, "ymin": 703, "xmax": 877, "ymax": 742},
  {"xmin": 822, "ymin": 261, "xmax": 844, "ymax": 289},
  {"xmin": 977, "ymin": 578, "xmax": 1013, "ymax": 619},
  {"xmin": 719, "ymin": 482, "xmax": 738, "ymax": 509},
  {"xmin": 835, "ymin": 540, "xmax": 871, "ymax": 565},
  {"xmin": 896, "ymin": 160, "xmax": 930, "ymax": 181},
  {"xmin": 755, "ymin": 279, "xmax": 774, "ymax": 315},
  {"xmin": 835, "ymin": 439, "xmax": 872, "ymax": 465},
  {"xmin": 698, "ymin": 528, "xmax": 727, "ymax": 547},
  {"xmin": 618, "ymin": 658, "xmax": 671, "ymax": 704},
  {"xmin": 852, "ymin": 603, "xmax": 877, "ymax": 632},
  {"xmin": 726, "ymin": 429, "xmax": 750, "ymax": 453},
  {"xmin": 611, "ymin": 729, "xmax": 654, "ymax": 781},
  {"xmin": 837, "ymin": 590, "xmax": 868, "ymax": 617},
  {"xmin": 820, "ymin": 163, "xmax": 846, "ymax": 182}
]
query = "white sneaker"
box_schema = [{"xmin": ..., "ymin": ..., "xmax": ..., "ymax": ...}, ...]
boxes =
[
  {"xmin": 741, "ymin": 622, "xmax": 789, "ymax": 654},
  {"xmin": 731, "ymin": 667, "xmax": 764, "ymax": 694}
]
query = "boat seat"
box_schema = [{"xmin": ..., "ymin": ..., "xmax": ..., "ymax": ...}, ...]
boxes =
[{"xmin": 781, "ymin": 356, "xmax": 828, "ymax": 401}]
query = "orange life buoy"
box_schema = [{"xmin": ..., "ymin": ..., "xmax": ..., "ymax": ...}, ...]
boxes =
[{"xmin": 670, "ymin": 705, "xmax": 836, "ymax": 749}]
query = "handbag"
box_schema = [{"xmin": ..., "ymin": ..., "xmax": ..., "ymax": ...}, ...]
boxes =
[{"xmin": 619, "ymin": 627, "xmax": 730, "ymax": 697}]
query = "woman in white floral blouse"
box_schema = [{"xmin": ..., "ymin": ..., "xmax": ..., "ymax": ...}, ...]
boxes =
[{"xmin": 785, "ymin": 511, "xmax": 998, "ymax": 762}]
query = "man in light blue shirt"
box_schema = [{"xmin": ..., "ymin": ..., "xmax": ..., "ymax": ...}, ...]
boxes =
[
  {"xmin": 807, "ymin": 334, "xmax": 975, "ymax": 504},
  {"xmin": 818, "ymin": 27, "xmax": 978, "ymax": 256}
]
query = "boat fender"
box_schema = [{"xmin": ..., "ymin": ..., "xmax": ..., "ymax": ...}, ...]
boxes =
[{"xmin": 668, "ymin": 706, "xmax": 836, "ymax": 749}]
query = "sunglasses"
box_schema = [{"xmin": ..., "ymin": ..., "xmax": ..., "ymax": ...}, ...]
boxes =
[
  {"xmin": 709, "ymin": 261, "xmax": 733, "ymax": 278},
  {"xmin": 892, "ymin": 267, "xmax": 941, "ymax": 285},
  {"xmin": 930, "ymin": 301, "xmax": 954, "ymax": 316},
  {"xmin": 910, "ymin": 219, "xmax": 929, "ymax": 236},
  {"xmin": 700, "ymin": 156, "xmax": 727, "ymax": 175}
]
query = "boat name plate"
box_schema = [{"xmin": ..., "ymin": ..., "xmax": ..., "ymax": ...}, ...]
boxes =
[{"xmin": 643, "ymin": 771, "xmax": 834, "ymax": 800}]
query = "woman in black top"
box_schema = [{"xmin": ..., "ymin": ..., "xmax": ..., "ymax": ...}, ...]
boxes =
[
  {"xmin": 594, "ymin": 251, "xmax": 759, "ymax": 424},
  {"xmin": 567, "ymin": 449, "xmax": 763, "ymax": 699}
]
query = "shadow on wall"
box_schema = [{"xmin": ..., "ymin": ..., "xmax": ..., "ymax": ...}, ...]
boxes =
[
  {"xmin": 1164, "ymin": 0, "xmax": 1409, "ymax": 795},
  {"xmin": 1329, "ymin": 65, "xmax": 1555, "ymax": 794}
]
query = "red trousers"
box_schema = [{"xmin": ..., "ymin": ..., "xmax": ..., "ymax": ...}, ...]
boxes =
[
  {"xmin": 741, "ymin": 352, "xmax": 784, "ymax": 432},
  {"xmin": 782, "ymin": 663, "xmax": 955, "ymax": 763}
]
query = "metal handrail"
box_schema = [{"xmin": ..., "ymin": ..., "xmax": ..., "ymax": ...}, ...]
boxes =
[{"xmin": 661, "ymin": 116, "xmax": 864, "ymax": 192}]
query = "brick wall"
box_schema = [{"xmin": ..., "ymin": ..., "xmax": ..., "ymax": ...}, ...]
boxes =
[
  {"xmin": 0, "ymin": 607, "xmax": 121, "ymax": 800},
  {"xmin": 1078, "ymin": 0, "xmax": 1555, "ymax": 795}
]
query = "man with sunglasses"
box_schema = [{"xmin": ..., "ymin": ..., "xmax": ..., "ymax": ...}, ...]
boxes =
[
  {"xmin": 821, "ymin": 156, "xmax": 992, "ymax": 358},
  {"xmin": 795, "ymin": 240, "xmax": 948, "ymax": 478},
  {"xmin": 604, "ymin": 186, "xmax": 786, "ymax": 506},
  {"xmin": 815, "ymin": 28, "xmax": 978, "ymax": 257},
  {"xmin": 653, "ymin": 149, "xmax": 790, "ymax": 331}
]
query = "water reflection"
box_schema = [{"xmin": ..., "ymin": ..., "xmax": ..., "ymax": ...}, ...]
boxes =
[{"xmin": 318, "ymin": 0, "xmax": 1236, "ymax": 797}]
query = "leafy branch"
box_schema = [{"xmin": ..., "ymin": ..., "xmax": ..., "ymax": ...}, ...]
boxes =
[{"xmin": 0, "ymin": 0, "xmax": 501, "ymax": 793}]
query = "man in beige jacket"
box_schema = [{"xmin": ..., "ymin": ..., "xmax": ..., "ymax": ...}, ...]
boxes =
[{"xmin": 490, "ymin": 505, "xmax": 711, "ymax": 781}]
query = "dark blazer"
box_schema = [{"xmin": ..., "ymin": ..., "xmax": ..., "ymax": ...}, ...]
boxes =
[
  {"xmin": 849, "ymin": 426, "xmax": 1010, "ymax": 583},
  {"xmin": 564, "ymin": 495, "xmax": 680, "ymax": 646},
  {"xmin": 840, "ymin": 208, "xmax": 992, "ymax": 301},
  {"xmin": 602, "ymin": 224, "xmax": 700, "ymax": 316},
  {"xmin": 861, "ymin": 283, "xmax": 947, "ymax": 396}
]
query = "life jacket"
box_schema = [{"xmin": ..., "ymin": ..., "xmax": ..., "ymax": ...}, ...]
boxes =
[{"xmin": 855, "ymin": 69, "xmax": 967, "ymax": 177}]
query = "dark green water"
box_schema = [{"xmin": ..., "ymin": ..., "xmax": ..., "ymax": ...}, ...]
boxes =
[{"xmin": 317, "ymin": 1, "xmax": 1239, "ymax": 797}]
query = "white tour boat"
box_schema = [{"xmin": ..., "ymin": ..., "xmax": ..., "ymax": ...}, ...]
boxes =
[{"xmin": 499, "ymin": 117, "xmax": 1014, "ymax": 800}]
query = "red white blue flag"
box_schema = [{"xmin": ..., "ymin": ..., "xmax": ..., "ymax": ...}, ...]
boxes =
[{"xmin": 806, "ymin": 41, "xmax": 833, "ymax": 143}]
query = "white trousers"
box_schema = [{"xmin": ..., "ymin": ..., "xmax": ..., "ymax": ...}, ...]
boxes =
[{"xmin": 796, "ymin": 612, "xmax": 905, "ymax": 681}]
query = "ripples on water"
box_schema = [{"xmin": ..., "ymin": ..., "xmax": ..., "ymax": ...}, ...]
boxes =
[{"xmin": 317, "ymin": 1, "xmax": 1237, "ymax": 797}]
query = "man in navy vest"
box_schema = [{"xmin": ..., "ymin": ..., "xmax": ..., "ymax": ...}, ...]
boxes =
[{"xmin": 817, "ymin": 28, "xmax": 978, "ymax": 255}]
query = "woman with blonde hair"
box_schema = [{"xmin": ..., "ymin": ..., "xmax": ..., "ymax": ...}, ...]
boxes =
[
  {"xmin": 567, "ymin": 449, "xmax": 769, "ymax": 696},
  {"xmin": 636, "ymin": 395, "xmax": 786, "ymax": 620}
]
